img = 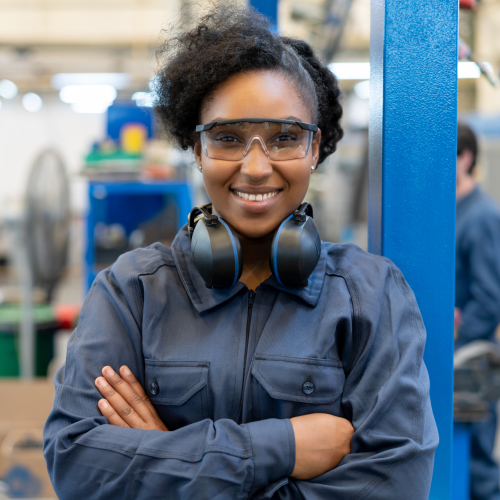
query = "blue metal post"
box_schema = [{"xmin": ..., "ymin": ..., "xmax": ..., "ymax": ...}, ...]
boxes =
[
  {"xmin": 452, "ymin": 423, "xmax": 471, "ymax": 500},
  {"xmin": 249, "ymin": 0, "xmax": 278, "ymax": 28},
  {"xmin": 369, "ymin": 1, "xmax": 458, "ymax": 498}
]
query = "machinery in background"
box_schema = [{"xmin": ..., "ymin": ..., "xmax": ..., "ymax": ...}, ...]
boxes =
[
  {"xmin": 454, "ymin": 341, "xmax": 500, "ymax": 422},
  {"xmin": 2, "ymin": 149, "xmax": 72, "ymax": 379},
  {"xmin": 452, "ymin": 340, "xmax": 500, "ymax": 498},
  {"xmin": 82, "ymin": 102, "xmax": 192, "ymax": 180},
  {"xmin": 85, "ymin": 181, "xmax": 192, "ymax": 292},
  {"xmin": 26, "ymin": 150, "xmax": 70, "ymax": 303},
  {"xmin": 82, "ymin": 102, "xmax": 194, "ymax": 292},
  {"xmin": 289, "ymin": 0, "xmax": 354, "ymax": 63}
]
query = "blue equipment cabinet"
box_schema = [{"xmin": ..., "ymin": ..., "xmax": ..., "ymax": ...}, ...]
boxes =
[{"xmin": 85, "ymin": 181, "xmax": 192, "ymax": 292}]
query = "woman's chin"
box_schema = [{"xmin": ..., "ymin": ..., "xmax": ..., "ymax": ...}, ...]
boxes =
[{"xmin": 231, "ymin": 222, "xmax": 281, "ymax": 241}]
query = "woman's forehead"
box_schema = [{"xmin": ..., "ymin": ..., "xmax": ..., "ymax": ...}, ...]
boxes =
[{"xmin": 200, "ymin": 70, "xmax": 314, "ymax": 124}]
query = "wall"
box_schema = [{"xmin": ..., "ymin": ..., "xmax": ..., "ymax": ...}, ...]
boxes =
[{"xmin": 0, "ymin": 96, "xmax": 103, "ymax": 215}]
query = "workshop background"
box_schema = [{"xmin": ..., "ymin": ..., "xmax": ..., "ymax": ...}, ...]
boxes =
[{"xmin": 0, "ymin": 0, "xmax": 498, "ymax": 498}]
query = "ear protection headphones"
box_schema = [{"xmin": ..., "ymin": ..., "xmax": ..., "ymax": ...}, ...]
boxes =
[{"xmin": 188, "ymin": 202, "xmax": 321, "ymax": 289}]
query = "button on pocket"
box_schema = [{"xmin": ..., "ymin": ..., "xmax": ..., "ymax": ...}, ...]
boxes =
[
  {"xmin": 302, "ymin": 377, "xmax": 314, "ymax": 395},
  {"xmin": 150, "ymin": 378, "xmax": 159, "ymax": 395},
  {"xmin": 145, "ymin": 360, "xmax": 210, "ymax": 430},
  {"xmin": 251, "ymin": 355, "xmax": 344, "ymax": 421}
]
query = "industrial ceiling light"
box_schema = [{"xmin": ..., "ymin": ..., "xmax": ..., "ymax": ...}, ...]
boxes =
[
  {"xmin": 70, "ymin": 102, "xmax": 110, "ymax": 114},
  {"xmin": 60, "ymin": 85, "xmax": 117, "ymax": 113},
  {"xmin": 60, "ymin": 85, "xmax": 117, "ymax": 104},
  {"xmin": 329, "ymin": 62, "xmax": 482, "ymax": 80},
  {"xmin": 329, "ymin": 62, "xmax": 370, "ymax": 80},
  {"xmin": 0, "ymin": 79, "xmax": 18, "ymax": 99},
  {"xmin": 457, "ymin": 62, "xmax": 481, "ymax": 79},
  {"xmin": 51, "ymin": 73, "xmax": 130, "ymax": 90},
  {"xmin": 22, "ymin": 93, "xmax": 43, "ymax": 112}
]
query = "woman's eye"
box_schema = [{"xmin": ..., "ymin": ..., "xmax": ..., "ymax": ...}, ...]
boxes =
[
  {"xmin": 274, "ymin": 135, "xmax": 296, "ymax": 142},
  {"xmin": 217, "ymin": 135, "xmax": 240, "ymax": 143}
]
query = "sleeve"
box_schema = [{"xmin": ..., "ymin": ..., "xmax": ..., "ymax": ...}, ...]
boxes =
[
  {"xmin": 43, "ymin": 255, "xmax": 295, "ymax": 500},
  {"xmin": 256, "ymin": 262, "xmax": 439, "ymax": 500},
  {"xmin": 457, "ymin": 213, "xmax": 500, "ymax": 344}
]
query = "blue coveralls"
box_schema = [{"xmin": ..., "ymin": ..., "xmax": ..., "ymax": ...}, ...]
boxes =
[
  {"xmin": 456, "ymin": 186, "xmax": 500, "ymax": 500},
  {"xmin": 44, "ymin": 225, "xmax": 438, "ymax": 499}
]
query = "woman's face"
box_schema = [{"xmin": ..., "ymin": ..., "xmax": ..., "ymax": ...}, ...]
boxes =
[{"xmin": 195, "ymin": 70, "xmax": 321, "ymax": 239}]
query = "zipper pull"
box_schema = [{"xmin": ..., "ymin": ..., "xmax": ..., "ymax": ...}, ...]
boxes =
[{"xmin": 248, "ymin": 290, "xmax": 255, "ymax": 307}]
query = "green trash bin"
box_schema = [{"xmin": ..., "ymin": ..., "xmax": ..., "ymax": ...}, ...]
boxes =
[{"xmin": 0, "ymin": 304, "xmax": 58, "ymax": 377}]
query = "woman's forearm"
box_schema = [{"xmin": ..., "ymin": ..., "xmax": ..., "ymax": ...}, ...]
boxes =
[{"xmin": 44, "ymin": 368, "xmax": 295, "ymax": 500}]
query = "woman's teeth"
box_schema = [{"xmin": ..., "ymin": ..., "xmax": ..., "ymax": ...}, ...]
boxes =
[{"xmin": 234, "ymin": 190, "xmax": 279, "ymax": 201}]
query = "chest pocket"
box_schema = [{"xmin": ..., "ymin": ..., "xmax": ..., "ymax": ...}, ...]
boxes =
[
  {"xmin": 144, "ymin": 360, "xmax": 210, "ymax": 430},
  {"xmin": 251, "ymin": 355, "xmax": 345, "ymax": 421}
]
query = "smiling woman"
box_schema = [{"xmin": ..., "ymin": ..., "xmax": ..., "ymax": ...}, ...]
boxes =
[{"xmin": 43, "ymin": 4, "xmax": 438, "ymax": 500}]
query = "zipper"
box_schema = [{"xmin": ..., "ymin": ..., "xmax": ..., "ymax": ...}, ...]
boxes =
[{"xmin": 237, "ymin": 289, "xmax": 255, "ymax": 423}]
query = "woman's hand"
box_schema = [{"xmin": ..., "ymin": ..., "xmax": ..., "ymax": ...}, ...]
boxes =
[
  {"xmin": 290, "ymin": 413, "xmax": 354, "ymax": 480},
  {"xmin": 95, "ymin": 365, "xmax": 168, "ymax": 431}
]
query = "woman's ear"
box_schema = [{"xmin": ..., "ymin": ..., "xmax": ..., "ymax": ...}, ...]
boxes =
[
  {"xmin": 311, "ymin": 129, "xmax": 321, "ymax": 170},
  {"xmin": 194, "ymin": 141, "xmax": 203, "ymax": 170}
]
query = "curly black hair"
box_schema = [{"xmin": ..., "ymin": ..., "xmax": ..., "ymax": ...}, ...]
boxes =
[{"xmin": 154, "ymin": 4, "xmax": 343, "ymax": 164}]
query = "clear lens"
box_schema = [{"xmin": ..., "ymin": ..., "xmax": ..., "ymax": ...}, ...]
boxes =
[{"xmin": 201, "ymin": 121, "xmax": 313, "ymax": 161}]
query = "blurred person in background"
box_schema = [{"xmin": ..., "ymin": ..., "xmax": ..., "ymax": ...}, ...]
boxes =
[{"xmin": 455, "ymin": 122, "xmax": 500, "ymax": 500}]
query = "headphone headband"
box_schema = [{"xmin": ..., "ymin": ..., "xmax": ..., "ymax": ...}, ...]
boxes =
[{"xmin": 188, "ymin": 203, "xmax": 217, "ymax": 236}]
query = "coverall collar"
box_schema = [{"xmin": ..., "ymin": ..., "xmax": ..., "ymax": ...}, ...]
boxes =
[{"xmin": 171, "ymin": 224, "xmax": 326, "ymax": 313}]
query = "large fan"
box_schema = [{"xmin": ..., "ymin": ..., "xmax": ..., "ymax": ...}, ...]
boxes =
[{"xmin": 25, "ymin": 149, "xmax": 70, "ymax": 302}]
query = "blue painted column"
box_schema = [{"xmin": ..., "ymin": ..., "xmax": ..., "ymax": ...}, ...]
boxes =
[
  {"xmin": 369, "ymin": 1, "xmax": 458, "ymax": 499},
  {"xmin": 249, "ymin": 0, "xmax": 278, "ymax": 28}
]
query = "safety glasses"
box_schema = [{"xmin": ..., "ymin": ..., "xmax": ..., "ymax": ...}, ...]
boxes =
[{"xmin": 196, "ymin": 118, "xmax": 318, "ymax": 161}]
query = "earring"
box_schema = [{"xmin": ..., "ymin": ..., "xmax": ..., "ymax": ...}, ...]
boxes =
[
  {"xmin": 311, "ymin": 165, "xmax": 315, "ymax": 171},
  {"xmin": 197, "ymin": 164, "xmax": 203, "ymax": 172}
]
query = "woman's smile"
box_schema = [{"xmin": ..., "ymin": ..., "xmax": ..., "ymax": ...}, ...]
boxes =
[{"xmin": 230, "ymin": 187, "xmax": 282, "ymax": 213}]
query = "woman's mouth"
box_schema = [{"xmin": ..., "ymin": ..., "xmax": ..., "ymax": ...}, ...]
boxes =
[
  {"xmin": 232, "ymin": 190, "xmax": 280, "ymax": 201},
  {"xmin": 230, "ymin": 188, "xmax": 282, "ymax": 213}
]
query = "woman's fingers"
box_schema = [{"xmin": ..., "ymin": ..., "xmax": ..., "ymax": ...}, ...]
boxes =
[
  {"xmin": 97, "ymin": 399, "xmax": 130, "ymax": 428},
  {"xmin": 95, "ymin": 374, "xmax": 148, "ymax": 429},
  {"xmin": 100, "ymin": 366, "xmax": 154, "ymax": 422},
  {"xmin": 98, "ymin": 366, "xmax": 168, "ymax": 431},
  {"xmin": 119, "ymin": 365, "xmax": 162, "ymax": 420}
]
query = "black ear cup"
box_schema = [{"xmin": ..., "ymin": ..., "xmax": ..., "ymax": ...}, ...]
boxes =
[
  {"xmin": 269, "ymin": 204, "xmax": 321, "ymax": 287},
  {"xmin": 190, "ymin": 207, "xmax": 243, "ymax": 289}
]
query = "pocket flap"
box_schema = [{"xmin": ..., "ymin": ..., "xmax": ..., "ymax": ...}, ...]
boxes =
[
  {"xmin": 252, "ymin": 356, "xmax": 344, "ymax": 404},
  {"xmin": 144, "ymin": 360, "xmax": 209, "ymax": 406}
]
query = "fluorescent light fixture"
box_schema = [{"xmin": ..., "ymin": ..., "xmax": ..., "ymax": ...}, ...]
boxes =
[
  {"xmin": 330, "ymin": 61, "xmax": 484, "ymax": 80},
  {"xmin": 22, "ymin": 93, "xmax": 42, "ymax": 112},
  {"xmin": 71, "ymin": 102, "xmax": 109, "ymax": 114},
  {"xmin": 329, "ymin": 62, "xmax": 370, "ymax": 80},
  {"xmin": 457, "ymin": 61, "xmax": 481, "ymax": 78},
  {"xmin": 354, "ymin": 80, "xmax": 370, "ymax": 100},
  {"xmin": 132, "ymin": 91, "xmax": 154, "ymax": 107},
  {"xmin": 0, "ymin": 79, "xmax": 18, "ymax": 99},
  {"xmin": 60, "ymin": 85, "xmax": 117, "ymax": 104},
  {"xmin": 51, "ymin": 73, "xmax": 130, "ymax": 90}
]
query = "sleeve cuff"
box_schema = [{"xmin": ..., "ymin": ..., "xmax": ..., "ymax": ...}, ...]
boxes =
[{"xmin": 246, "ymin": 418, "xmax": 295, "ymax": 496}]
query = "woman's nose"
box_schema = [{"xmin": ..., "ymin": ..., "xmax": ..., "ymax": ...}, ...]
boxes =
[{"xmin": 240, "ymin": 142, "xmax": 273, "ymax": 181}]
